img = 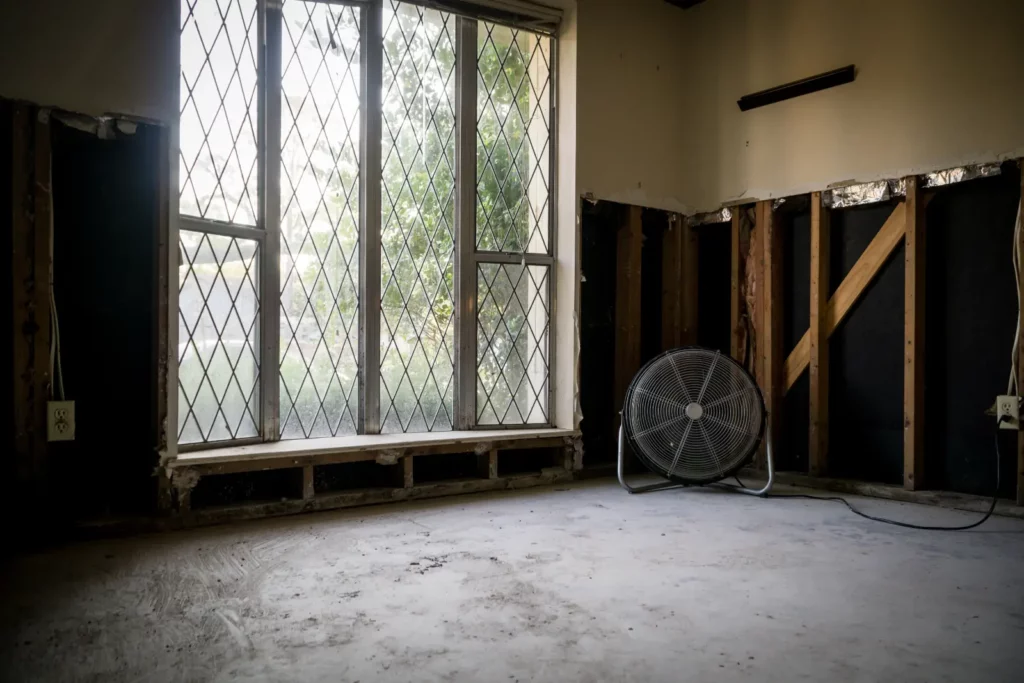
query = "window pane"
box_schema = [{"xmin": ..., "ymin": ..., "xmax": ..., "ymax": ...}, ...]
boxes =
[
  {"xmin": 476, "ymin": 23, "xmax": 551, "ymax": 254},
  {"xmin": 178, "ymin": 230, "xmax": 261, "ymax": 444},
  {"xmin": 179, "ymin": 0, "xmax": 260, "ymax": 225},
  {"xmin": 380, "ymin": 1, "xmax": 457, "ymax": 434},
  {"xmin": 279, "ymin": 1, "xmax": 362, "ymax": 439},
  {"xmin": 476, "ymin": 263, "xmax": 549, "ymax": 425}
]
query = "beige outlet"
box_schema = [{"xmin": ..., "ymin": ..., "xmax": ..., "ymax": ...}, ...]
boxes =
[{"xmin": 47, "ymin": 400, "xmax": 76, "ymax": 442}]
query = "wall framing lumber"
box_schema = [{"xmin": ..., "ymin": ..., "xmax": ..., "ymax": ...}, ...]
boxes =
[
  {"xmin": 757, "ymin": 200, "xmax": 782, "ymax": 464},
  {"xmin": 614, "ymin": 204, "xmax": 643, "ymax": 414},
  {"xmin": 730, "ymin": 209, "xmax": 743, "ymax": 361},
  {"xmin": 903, "ymin": 176, "xmax": 925, "ymax": 490},
  {"xmin": 809, "ymin": 192, "xmax": 829, "ymax": 476},
  {"xmin": 783, "ymin": 201, "xmax": 908, "ymax": 392},
  {"xmin": 302, "ymin": 464, "xmax": 315, "ymax": 500}
]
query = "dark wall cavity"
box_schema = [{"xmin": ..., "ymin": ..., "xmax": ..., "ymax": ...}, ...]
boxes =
[
  {"xmin": 780, "ymin": 204, "xmax": 810, "ymax": 472},
  {"xmin": 51, "ymin": 120, "xmax": 162, "ymax": 518},
  {"xmin": 827, "ymin": 201, "xmax": 905, "ymax": 485},
  {"xmin": 1, "ymin": 102, "xmax": 12, "ymax": 518},
  {"xmin": 924, "ymin": 164, "xmax": 1020, "ymax": 498},
  {"xmin": 695, "ymin": 222, "xmax": 731, "ymax": 355},
  {"xmin": 580, "ymin": 200, "xmax": 619, "ymax": 464}
]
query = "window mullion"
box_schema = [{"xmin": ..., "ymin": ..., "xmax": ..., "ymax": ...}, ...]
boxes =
[
  {"xmin": 261, "ymin": 0, "xmax": 283, "ymax": 442},
  {"xmin": 454, "ymin": 16, "xmax": 479, "ymax": 430},
  {"xmin": 360, "ymin": 0, "xmax": 384, "ymax": 434}
]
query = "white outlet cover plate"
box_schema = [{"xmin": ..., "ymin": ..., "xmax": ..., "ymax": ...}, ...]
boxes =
[
  {"xmin": 47, "ymin": 400, "xmax": 76, "ymax": 442},
  {"xmin": 996, "ymin": 395, "xmax": 1020, "ymax": 430}
]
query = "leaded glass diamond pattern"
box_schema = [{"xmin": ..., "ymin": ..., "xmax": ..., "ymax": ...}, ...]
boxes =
[
  {"xmin": 379, "ymin": 2, "xmax": 457, "ymax": 434},
  {"xmin": 179, "ymin": 0, "xmax": 259, "ymax": 225},
  {"xmin": 279, "ymin": 1, "xmax": 362, "ymax": 439},
  {"xmin": 178, "ymin": 230, "xmax": 260, "ymax": 444},
  {"xmin": 476, "ymin": 23, "xmax": 552, "ymax": 254},
  {"xmin": 476, "ymin": 264, "xmax": 549, "ymax": 425}
]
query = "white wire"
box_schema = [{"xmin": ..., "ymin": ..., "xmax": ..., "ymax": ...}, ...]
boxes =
[{"xmin": 1010, "ymin": 201, "xmax": 1022, "ymax": 395}]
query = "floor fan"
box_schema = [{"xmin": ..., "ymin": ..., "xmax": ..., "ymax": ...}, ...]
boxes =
[{"xmin": 617, "ymin": 347, "xmax": 774, "ymax": 496}]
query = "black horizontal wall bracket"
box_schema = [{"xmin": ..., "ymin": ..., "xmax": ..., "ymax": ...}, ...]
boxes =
[{"xmin": 737, "ymin": 65, "xmax": 856, "ymax": 112}]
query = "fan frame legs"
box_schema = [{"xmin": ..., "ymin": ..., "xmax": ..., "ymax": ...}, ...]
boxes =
[{"xmin": 616, "ymin": 418, "xmax": 775, "ymax": 497}]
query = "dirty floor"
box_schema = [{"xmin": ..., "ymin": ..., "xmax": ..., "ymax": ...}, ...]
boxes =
[{"xmin": 2, "ymin": 479, "xmax": 1024, "ymax": 682}]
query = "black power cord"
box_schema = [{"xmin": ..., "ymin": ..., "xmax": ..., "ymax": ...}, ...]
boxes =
[{"xmin": 731, "ymin": 422, "xmax": 1006, "ymax": 531}]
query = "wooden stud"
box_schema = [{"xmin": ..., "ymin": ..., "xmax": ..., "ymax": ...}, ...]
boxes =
[
  {"xmin": 809, "ymin": 192, "xmax": 830, "ymax": 476},
  {"xmin": 402, "ymin": 455, "xmax": 415, "ymax": 488},
  {"xmin": 661, "ymin": 215, "xmax": 682, "ymax": 350},
  {"xmin": 477, "ymin": 449, "xmax": 498, "ymax": 480},
  {"xmin": 302, "ymin": 464, "xmax": 315, "ymax": 500},
  {"xmin": 730, "ymin": 209, "xmax": 743, "ymax": 361},
  {"xmin": 32, "ymin": 112, "xmax": 52, "ymax": 483},
  {"xmin": 760, "ymin": 201, "xmax": 783, "ymax": 466},
  {"xmin": 10, "ymin": 104, "xmax": 34, "ymax": 486},
  {"xmin": 662, "ymin": 214, "xmax": 699, "ymax": 350},
  {"xmin": 681, "ymin": 218, "xmax": 699, "ymax": 346},
  {"xmin": 903, "ymin": 177, "xmax": 925, "ymax": 490},
  {"xmin": 783, "ymin": 202, "xmax": 908, "ymax": 392},
  {"xmin": 614, "ymin": 205, "xmax": 643, "ymax": 414},
  {"xmin": 1017, "ymin": 162, "xmax": 1024, "ymax": 506},
  {"xmin": 751, "ymin": 205, "xmax": 765, "ymax": 386}
]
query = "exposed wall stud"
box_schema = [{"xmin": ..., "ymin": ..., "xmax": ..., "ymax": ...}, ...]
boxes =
[
  {"xmin": 730, "ymin": 209, "xmax": 743, "ymax": 361},
  {"xmin": 758, "ymin": 201, "xmax": 783, "ymax": 466},
  {"xmin": 809, "ymin": 192, "xmax": 830, "ymax": 476},
  {"xmin": 903, "ymin": 177, "xmax": 925, "ymax": 490},
  {"xmin": 302, "ymin": 464, "xmax": 315, "ymax": 500}
]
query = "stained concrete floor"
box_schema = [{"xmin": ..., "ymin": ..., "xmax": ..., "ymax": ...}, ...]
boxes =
[{"xmin": 2, "ymin": 479, "xmax": 1024, "ymax": 682}]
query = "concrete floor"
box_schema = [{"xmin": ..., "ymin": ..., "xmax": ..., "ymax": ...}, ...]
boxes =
[{"xmin": 2, "ymin": 480, "xmax": 1024, "ymax": 682}]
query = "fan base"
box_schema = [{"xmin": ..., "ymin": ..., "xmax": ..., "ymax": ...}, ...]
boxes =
[{"xmin": 616, "ymin": 421, "xmax": 775, "ymax": 497}]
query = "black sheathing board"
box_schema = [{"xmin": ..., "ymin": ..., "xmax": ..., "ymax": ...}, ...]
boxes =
[
  {"xmin": 695, "ymin": 222, "xmax": 731, "ymax": 355},
  {"xmin": 579, "ymin": 201, "xmax": 619, "ymax": 464},
  {"xmin": 640, "ymin": 208, "xmax": 666, "ymax": 365},
  {"xmin": 828, "ymin": 201, "xmax": 905, "ymax": 485},
  {"xmin": 780, "ymin": 205, "xmax": 810, "ymax": 472},
  {"xmin": 51, "ymin": 120, "xmax": 161, "ymax": 517},
  {"xmin": 924, "ymin": 163, "xmax": 1020, "ymax": 498},
  {"xmin": 0, "ymin": 102, "xmax": 12, "ymax": 521}
]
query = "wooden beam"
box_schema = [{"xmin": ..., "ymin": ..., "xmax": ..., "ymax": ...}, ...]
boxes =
[
  {"xmin": 32, "ymin": 112, "xmax": 52, "ymax": 484},
  {"xmin": 302, "ymin": 464, "xmax": 315, "ymax": 500},
  {"xmin": 477, "ymin": 449, "xmax": 498, "ymax": 480},
  {"xmin": 783, "ymin": 201, "xmax": 908, "ymax": 392},
  {"xmin": 809, "ymin": 192, "xmax": 830, "ymax": 476},
  {"xmin": 903, "ymin": 177, "xmax": 925, "ymax": 490},
  {"xmin": 401, "ymin": 455, "xmax": 415, "ymax": 488},
  {"xmin": 730, "ymin": 209, "xmax": 743, "ymax": 361},
  {"xmin": 615, "ymin": 205, "xmax": 643, "ymax": 413},
  {"xmin": 681, "ymin": 218, "xmax": 699, "ymax": 346},
  {"xmin": 758, "ymin": 201, "xmax": 783, "ymax": 464},
  {"xmin": 1017, "ymin": 162, "xmax": 1023, "ymax": 506},
  {"xmin": 661, "ymin": 215, "xmax": 682, "ymax": 349},
  {"xmin": 10, "ymin": 104, "xmax": 34, "ymax": 486}
]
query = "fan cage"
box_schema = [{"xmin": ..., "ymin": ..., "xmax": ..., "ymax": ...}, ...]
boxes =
[{"xmin": 622, "ymin": 347, "xmax": 766, "ymax": 485}]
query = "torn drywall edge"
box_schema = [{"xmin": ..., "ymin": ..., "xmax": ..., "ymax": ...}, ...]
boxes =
[
  {"xmin": 573, "ymin": 311, "xmax": 582, "ymax": 429},
  {"xmin": 577, "ymin": 187, "xmax": 694, "ymax": 215},
  {"xmin": 708, "ymin": 150, "xmax": 1024, "ymax": 215}
]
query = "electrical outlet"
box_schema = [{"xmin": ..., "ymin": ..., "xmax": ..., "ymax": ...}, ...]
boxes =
[
  {"xmin": 47, "ymin": 400, "xmax": 75, "ymax": 442},
  {"xmin": 995, "ymin": 395, "xmax": 1020, "ymax": 430}
]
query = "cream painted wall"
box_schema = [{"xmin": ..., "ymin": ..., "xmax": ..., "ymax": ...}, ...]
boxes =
[
  {"xmin": 575, "ymin": 0, "xmax": 691, "ymax": 213},
  {"xmin": 0, "ymin": 0, "xmax": 178, "ymax": 122},
  {"xmin": 681, "ymin": 0, "xmax": 1024, "ymax": 212}
]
